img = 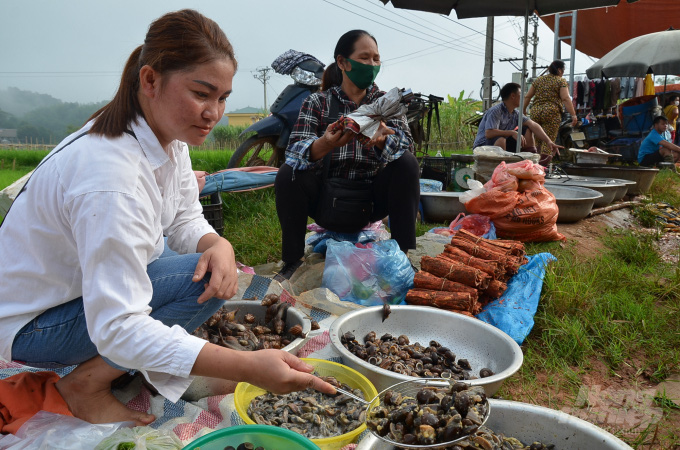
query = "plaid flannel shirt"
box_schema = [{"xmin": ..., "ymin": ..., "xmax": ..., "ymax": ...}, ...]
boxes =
[{"xmin": 285, "ymin": 85, "xmax": 414, "ymax": 181}]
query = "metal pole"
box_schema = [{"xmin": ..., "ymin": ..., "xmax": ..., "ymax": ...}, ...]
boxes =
[
  {"xmin": 517, "ymin": 4, "xmax": 529, "ymax": 154},
  {"xmin": 569, "ymin": 10, "xmax": 577, "ymax": 99},
  {"xmin": 531, "ymin": 14, "xmax": 539, "ymax": 79},
  {"xmin": 483, "ymin": 17, "xmax": 495, "ymax": 110},
  {"xmin": 553, "ymin": 13, "xmax": 561, "ymax": 61}
]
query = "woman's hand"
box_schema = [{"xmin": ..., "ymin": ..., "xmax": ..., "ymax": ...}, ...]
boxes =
[
  {"xmin": 368, "ymin": 121, "xmax": 395, "ymax": 149},
  {"xmin": 570, "ymin": 115, "xmax": 578, "ymax": 127},
  {"xmin": 240, "ymin": 350, "xmax": 337, "ymax": 395},
  {"xmin": 194, "ymin": 235, "xmax": 238, "ymax": 303},
  {"xmin": 310, "ymin": 120, "xmax": 356, "ymax": 161},
  {"xmin": 321, "ymin": 121, "xmax": 356, "ymax": 150}
]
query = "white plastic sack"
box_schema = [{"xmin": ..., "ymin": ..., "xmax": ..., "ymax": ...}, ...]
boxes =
[
  {"xmin": 459, "ymin": 179, "xmax": 486, "ymax": 204},
  {"xmin": 0, "ymin": 411, "xmax": 132, "ymax": 450}
]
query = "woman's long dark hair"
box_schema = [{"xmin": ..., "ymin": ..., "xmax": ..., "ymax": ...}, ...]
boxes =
[
  {"xmin": 548, "ymin": 60, "xmax": 565, "ymax": 76},
  {"xmin": 88, "ymin": 9, "xmax": 237, "ymax": 137},
  {"xmin": 321, "ymin": 29, "xmax": 377, "ymax": 91}
]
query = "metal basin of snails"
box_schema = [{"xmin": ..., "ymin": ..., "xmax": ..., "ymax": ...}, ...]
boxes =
[
  {"xmin": 357, "ymin": 398, "xmax": 632, "ymax": 449},
  {"xmin": 183, "ymin": 297, "xmax": 311, "ymax": 401},
  {"xmin": 366, "ymin": 379, "xmax": 490, "ymax": 448},
  {"xmin": 329, "ymin": 305, "xmax": 523, "ymax": 395},
  {"xmin": 234, "ymin": 358, "xmax": 378, "ymax": 450}
]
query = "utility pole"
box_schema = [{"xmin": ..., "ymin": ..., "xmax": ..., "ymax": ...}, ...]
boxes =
[
  {"xmin": 529, "ymin": 14, "xmax": 539, "ymax": 79},
  {"xmin": 482, "ymin": 17, "xmax": 494, "ymax": 111},
  {"xmin": 252, "ymin": 67, "xmax": 272, "ymax": 111}
]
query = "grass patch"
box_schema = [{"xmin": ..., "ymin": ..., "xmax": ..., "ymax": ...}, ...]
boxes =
[
  {"xmin": 189, "ymin": 149, "xmax": 235, "ymax": 173},
  {"xmin": 219, "ymin": 188, "xmax": 281, "ymax": 266}
]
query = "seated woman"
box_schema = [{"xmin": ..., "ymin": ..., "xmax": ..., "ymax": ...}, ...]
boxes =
[
  {"xmin": 274, "ymin": 30, "xmax": 419, "ymax": 279},
  {"xmin": 0, "ymin": 9, "xmax": 333, "ymax": 426}
]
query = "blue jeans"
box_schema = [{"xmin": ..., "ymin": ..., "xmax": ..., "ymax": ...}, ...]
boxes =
[{"xmin": 11, "ymin": 243, "xmax": 224, "ymax": 371}]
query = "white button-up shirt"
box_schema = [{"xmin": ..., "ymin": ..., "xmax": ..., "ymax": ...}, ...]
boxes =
[{"xmin": 0, "ymin": 117, "xmax": 216, "ymax": 402}]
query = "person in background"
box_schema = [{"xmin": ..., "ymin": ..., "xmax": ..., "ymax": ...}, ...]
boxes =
[
  {"xmin": 473, "ymin": 82, "xmax": 562, "ymax": 165},
  {"xmin": 638, "ymin": 115, "xmax": 680, "ymax": 166},
  {"xmin": 274, "ymin": 29, "xmax": 418, "ymax": 280},
  {"xmin": 522, "ymin": 60, "xmax": 578, "ymax": 164},
  {"xmin": 662, "ymin": 94, "xmax": 679, "ymax": 144},
  {"xmin": 0, "ymin": 9, "xmax": 334, "ymax": 426}
]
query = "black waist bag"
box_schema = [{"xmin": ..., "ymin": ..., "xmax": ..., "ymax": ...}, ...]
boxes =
[
  {"xmin": 312, "ymin": 94, "xmax": 373, "ymax": 233},
  {"xmin": 314, "ymin": 174, "xmax": 374, "ymax": 233}
]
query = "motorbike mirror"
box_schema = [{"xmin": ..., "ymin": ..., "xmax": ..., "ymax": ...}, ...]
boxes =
[{"xmin": 297, "ymin": 59, "xmax": 325, "ymax": 78}]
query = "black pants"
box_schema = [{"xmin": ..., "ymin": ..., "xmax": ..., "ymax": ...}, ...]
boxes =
[{"xmin": 275, "ymin": 151, "xmax": 420, "ymax": 263}]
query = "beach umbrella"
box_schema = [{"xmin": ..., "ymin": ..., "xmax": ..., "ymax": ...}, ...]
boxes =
[
  {"xmin": 378, "ymin": 0, "xmax": 622, "ymax": 152},
  {"xmin": 586, "ymin": 28, "xmax": 680, "ymax": 79}
]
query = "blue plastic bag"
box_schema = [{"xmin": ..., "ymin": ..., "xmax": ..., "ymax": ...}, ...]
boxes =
[
  {"xmin": 322, "ymin": 239, "xmax": 414, "ymax": 306},
  {"xmin": 476, "ymin": 252, "xmax": 556, "ymax": 345}
]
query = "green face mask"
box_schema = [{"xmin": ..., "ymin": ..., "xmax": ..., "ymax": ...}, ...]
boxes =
[{"xmin": 344, "ymin": 58, "xmax": 381, "ymax": 90}]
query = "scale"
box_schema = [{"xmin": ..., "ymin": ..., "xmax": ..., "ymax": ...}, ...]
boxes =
[{"xmin": 450, "ymin": 154, "xmax": 475, "ymax": 191}]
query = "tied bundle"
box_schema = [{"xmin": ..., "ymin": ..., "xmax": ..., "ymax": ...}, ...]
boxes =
[{"xmin": 406, "ymin": 229, "xmax": 528, "ymax": 317}]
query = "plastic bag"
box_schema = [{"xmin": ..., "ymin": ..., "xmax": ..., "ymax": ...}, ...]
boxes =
[
  {"xmin": 94, "ymin": 426, "xmax": 183, "ymax": 450},
  {"xmin": 306, "ymin": 221, "xmax": 390, "ymax": 254},
  {"xmin": 0, "ymin": 411, "xmax": 132, "ymax": 450},
  {"xmin": 477, "ymin": 253, "xmax": 556, "ymax": 345},
  {"xmin": 459, "ymin": 179, "xmax": 486, "ymax": 204},
  {"xmin": 450, "ymin": 214, "xmax": 497, "ymax": 240},
  {"xmin": 464, "ymin": 161, "xmax": 565, "ymax": 242},
  {"xmin": 321, "ymin": 239, "xmax": 414, "ymax": 306}
]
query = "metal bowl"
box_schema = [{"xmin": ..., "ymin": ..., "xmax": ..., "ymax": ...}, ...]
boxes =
[
  {"xmin": 544, "ymin": 179, "xmax": 621, "ymax": 207},
  {"xmin": 543, "ymin": 184, "xmax": 602, "ymax": 223},
  {"xmin": 546, "ymin": 174, "xmax": 634, "ymax": 201},
  {"xmin": 420, "ymin": 191, "xmax": 468, "ymax": 223},
  {"xmin": 182, "ymin": 300, "xmax": 311, "ymax": 401},
  {"xmin": 328, "ymin": 305, "xmax": 523, "ymax": 395},
  {"xmin": 561, "ymin": 163, "xmax": 659, "ymax": 195},
  {"xmin": 356, "ymin": 399, "xmax": 632, "ymax": 449}
]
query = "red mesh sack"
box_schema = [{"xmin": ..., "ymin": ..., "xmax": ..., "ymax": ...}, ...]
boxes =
[{"xmin": 465, "ymin": 162, "xmax": 564, "ymax": 242}]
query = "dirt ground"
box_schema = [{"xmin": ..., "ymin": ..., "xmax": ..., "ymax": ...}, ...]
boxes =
[{"xmin": 506, "ymin": 203, "xmax": 680, "ymax": 449}]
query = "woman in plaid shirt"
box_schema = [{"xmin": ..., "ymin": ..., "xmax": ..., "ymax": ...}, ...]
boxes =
[{"xmin": 274, "ymin": 30, "xmax": 419, "ymax": 280}]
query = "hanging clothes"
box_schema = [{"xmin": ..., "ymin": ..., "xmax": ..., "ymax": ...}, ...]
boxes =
[
  {"xmin": 610, "ymin": 78, "xmax": 621, "ymax": 106},
  {"xmin": 635, "ymin": 78, "xmax": 645, "ymax": 97},
  {"xmin": 604, "ymin": 79, "xmax": 612, "ymax": 110},
  {"xmin": 644, "ymin": 73, "xmax": 655, "ymax": 96}
]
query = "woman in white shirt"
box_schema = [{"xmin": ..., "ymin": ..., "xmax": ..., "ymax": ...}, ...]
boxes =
[{"xmin": 0, "ymin": 9, "xmax": 333, "ymax": 426}]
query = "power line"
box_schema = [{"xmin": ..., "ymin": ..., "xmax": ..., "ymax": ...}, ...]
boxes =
[
  {"xmin": 363, "ymin": 0, "xmax": 517, "ymax": 61},
  {"xmin": 322, "ymin": 0, "xmax": 485, "ymax": 58},
  {"xmin": 344, "ymin": 0, "xmax": 488, "ymax": 57},
  {"xmin": 438, "ymin": 14, "xmax": 526, "ymax": 54}
]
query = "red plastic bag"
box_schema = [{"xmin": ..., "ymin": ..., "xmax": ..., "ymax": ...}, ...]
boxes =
[
  {"xmin": 464, "ymin": 162, "xmax": 564, "ymax": 242},
  {"xmin": 506, "ymin": 160, "xmax": 545, "ymax": 181}
]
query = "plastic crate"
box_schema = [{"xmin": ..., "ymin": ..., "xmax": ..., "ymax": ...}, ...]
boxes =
[
  {"xmin": 583, "ymin": 121, "xmax": 606, "ymax": 140},
  {"xmin": 200, "ymin": 192, "xmax": 223, "ymax": 236},
  {"xmin": 602, "ymin": 137, "xmax": 642, "ymax": 163},
  {"xmin": 420, "ymin": 156, "xmax": 453, "ymax": 189}
]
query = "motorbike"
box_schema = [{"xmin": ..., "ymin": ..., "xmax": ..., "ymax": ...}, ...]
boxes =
[{"xmin": 226, "ymin": 51, "xmax": 325, "ymax": 168}]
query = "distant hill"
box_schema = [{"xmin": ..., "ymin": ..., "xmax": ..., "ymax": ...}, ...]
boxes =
[
  {"xmin": 0, "ymin": 87, "xmax": 63, "ymax": 117},
  {"xmin": 0, "ymin": 87, "xmax": 108, "ymax": 144}
]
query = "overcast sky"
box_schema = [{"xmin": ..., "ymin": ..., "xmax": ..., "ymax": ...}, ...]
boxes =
[{"xmin": 1, "ymin": 0, "xmax": 602, "ymax": 112}]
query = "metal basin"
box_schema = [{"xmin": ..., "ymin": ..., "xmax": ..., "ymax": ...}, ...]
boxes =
[
  {"xmin": 561, "ymin": 163, "xmax": 659, "ymax": 195},
  {"xmin": 544, "ymin": 179, "xmax": 620, "ymax": 207},
  {"xmin": 543, "ymin": 185, "xmax": 602, "ymax": 223},
  {"xmin": 183, "ymin": 301, "xmax": 311, "ymax": 401},
  {"xmin": 420, "ymin": 191, "xmax": 467, "ymax": 223},
  {"xmin": 328, "ymin": 305, "xmax": 523, "ymax": 396},
  {"xmin": 356, "ymin": 399, "xmax": 632, "ymax": 450},
  {"xmin": 547, "ymin": 174, "xmax": 635, "ymax": 201}
]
